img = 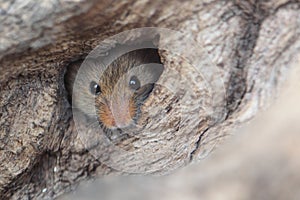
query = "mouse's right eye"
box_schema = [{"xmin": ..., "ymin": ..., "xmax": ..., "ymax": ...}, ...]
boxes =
[{"xmin": 90, "ymin": 81, "xmax": 101, "ymax": 95}]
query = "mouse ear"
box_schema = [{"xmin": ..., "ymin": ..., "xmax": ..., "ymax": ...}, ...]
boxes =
[
  {"xmin": 149, "ymin": 63, "xmax": 164, "ymax": 82},
  {"xmin": 65, "ymin": 59, "xmax": 84, "ymax": 101},
  {"xmin": 136, "ymin": 63, "xmax": 164, "ymax": 86},
  {"xmin": 134, "ymin": 83, "xmax": 155, "ymax": 103},
  {"xmin": 71, "ymin": 58, "xmax": 105, "ymax": 117}
]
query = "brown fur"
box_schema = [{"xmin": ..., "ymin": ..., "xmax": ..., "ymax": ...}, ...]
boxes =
[{"xmin": 65, "ymin": 49, "xmax": 164, "ymax": 129}]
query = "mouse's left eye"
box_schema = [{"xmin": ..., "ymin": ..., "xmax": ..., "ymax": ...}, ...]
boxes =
[
  {"xmin": 90, "ymin": 81, "xmax": 101, "ymax": 95},
  {"xmin": 129, "ymin": 76, "xmax": 141, "ymax": 90}
]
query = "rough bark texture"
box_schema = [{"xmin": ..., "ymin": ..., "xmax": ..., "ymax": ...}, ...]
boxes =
[
  {"xmin": 0, "ymin": 0, "xmax": 299, "ymax": 199},
  {"xmin": 62, "ymin": 63, "xmax": 300, "ymax": 200}
]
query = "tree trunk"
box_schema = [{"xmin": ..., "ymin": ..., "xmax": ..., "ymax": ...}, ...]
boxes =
[{"xmin": 0, "ymin": 0, "xmax": 299, "ymax": 199}]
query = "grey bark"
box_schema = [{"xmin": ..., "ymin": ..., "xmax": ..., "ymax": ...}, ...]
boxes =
[
  {"xmin": 0, "ymin": 0, "xmax": 299, "ymax": 199},
  {"xmin": 62, "ymin": 65, "xmax": 300, "ymax": 200}
]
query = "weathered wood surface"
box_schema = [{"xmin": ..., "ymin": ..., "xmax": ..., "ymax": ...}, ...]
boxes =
[
  {"xmin": 0, "ymin": 0, "xmax": 299, "ymax": 199},
  {"xmin": 62, "ymin": 64, "xmax": 300, "ymax": 200}
]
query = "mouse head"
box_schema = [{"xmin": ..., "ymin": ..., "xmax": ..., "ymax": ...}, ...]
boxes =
[
  {"xmin": 94, "ymin": 62, "xmax": 163, "ymax": 129},
  {"xmin": 73, "ymin": 49, "xmax": 164, "ymax": 130}
]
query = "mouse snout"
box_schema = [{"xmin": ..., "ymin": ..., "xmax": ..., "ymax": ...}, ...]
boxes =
[
  {"xmin": 110, "ymin": 97, "xmax": 136, "ymax": 129},
  {"xmin": 98, "ymin": 94, "xmax": 136, "ymax": 129},
  {"xmin": 98, "ymin": 84, "xmax": 155, "ymax": 129}
]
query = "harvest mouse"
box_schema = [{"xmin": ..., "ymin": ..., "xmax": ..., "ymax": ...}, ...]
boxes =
[{"xmin": 65, "ymin": 48, "xmax": 164, "ymax": 130}]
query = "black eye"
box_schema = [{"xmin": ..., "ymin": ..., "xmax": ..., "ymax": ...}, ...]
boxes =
[
  {"xmin": 129, "ymin": 76, "xmax": 141, "ymax": 90},
  {"xmin": 90, "ymin": 81, "xmax": 101, "ymax": 95}
]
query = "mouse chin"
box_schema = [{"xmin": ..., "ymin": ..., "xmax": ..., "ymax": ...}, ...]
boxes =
[{"xmin": 109, "ymin": 121, "xmax": 135, "ymax": 130}]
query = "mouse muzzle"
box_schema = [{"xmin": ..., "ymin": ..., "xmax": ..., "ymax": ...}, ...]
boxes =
[{"xmin": 98, "ymin": 83, "xmax": 155, "ymax": 129}]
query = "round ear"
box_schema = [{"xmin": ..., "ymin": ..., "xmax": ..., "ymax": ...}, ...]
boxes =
[
  {"xmin": 65, "ymin": 59, "xmax": 84, "ymax": 102},
  {"xmin": 134, "ymin": 83, "xmax": 155, "ymax": 102},
  {"xmin": 131, "ymin": 63, "xmax": 164, "ymax": 86},
  {"xmin": 72, "ymin": 58, "xmax": 104, "ymax": 117}
]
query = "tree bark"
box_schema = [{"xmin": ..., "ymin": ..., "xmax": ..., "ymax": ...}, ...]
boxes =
[
  {"xmin": 0, "ymin": 0, "xmax": 299, "ymax": 199},
  {"xmin": 61, "ymin": 64, "xmax": 300, "ymax": 200}
]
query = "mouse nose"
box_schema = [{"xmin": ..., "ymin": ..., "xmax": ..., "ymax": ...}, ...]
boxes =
[{"xmin": 110, "ymin": 98, "xmax": 135, "ymax": 129}]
